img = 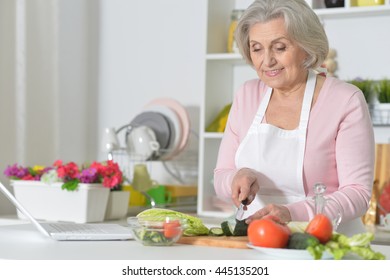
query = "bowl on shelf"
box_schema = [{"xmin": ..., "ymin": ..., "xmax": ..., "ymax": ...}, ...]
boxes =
[
  {"xmin": 127, "ymin": 216, "xmax": 184, "ymax": 246},
  {"xmin": 324, "ymin": 0, "xmax": 345, "ymax": 8}
]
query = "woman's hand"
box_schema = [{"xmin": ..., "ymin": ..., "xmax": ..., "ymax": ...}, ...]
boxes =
[
  {"xmin": 246, "ymin": 204, "xmax": 292, "ymax": 224},
  {"xmin": 231, "ymin": 168, "xmax": 260, "ymax": 207}
]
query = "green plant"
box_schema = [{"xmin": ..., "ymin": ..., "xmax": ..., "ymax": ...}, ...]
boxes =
[
  {"xmin": 376, "ymin": 79, "xmax": 390, "ymax": 103},
  {"xmin": 349, "ymin": 79, "xmax": 373, "ymax": 103}
]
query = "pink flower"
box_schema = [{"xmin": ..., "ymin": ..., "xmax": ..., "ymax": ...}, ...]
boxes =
[
  {"xmin": 4, "ymin": 159, "xmax": 124, "ymax": 191},
  {"xmin": 56, "ymin": 162, "xmax": 79, "ymax": 181}
]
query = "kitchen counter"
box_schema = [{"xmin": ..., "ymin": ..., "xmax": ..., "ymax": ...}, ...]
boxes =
[{"xmin": 0, "ymin": 215, "xmax": 389, "ymax": 260}]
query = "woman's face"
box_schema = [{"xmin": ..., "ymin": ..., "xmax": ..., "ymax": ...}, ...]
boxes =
[{"xmin": 249, "ymin": 17, "xmax": 308, "ymax": 93}]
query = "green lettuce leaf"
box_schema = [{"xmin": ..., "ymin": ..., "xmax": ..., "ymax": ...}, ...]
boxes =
[
  {"xmin": 306, "ymin": 232, "xmax": 385, "ymax": 260},
  {"xmin": 307, "ymin": 243, "xmax": 326, "ymax": 260},
  {"xmin": 136, "ymin": 208, "xmax": 209, "ymax": 236},
  {"xmin": 337, "ymin": 232, "xmax": 374, "ymax": 247}
]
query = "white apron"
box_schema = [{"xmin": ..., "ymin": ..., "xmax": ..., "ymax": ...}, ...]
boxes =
[{"xmin": 234, "ymin": 71, "xmax": 365, "ymax": 235}]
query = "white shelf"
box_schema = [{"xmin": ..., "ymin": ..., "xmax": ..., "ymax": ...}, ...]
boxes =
[
  {"xmin": 315, "ymin": 5, "xmax": 390, "ymax": 18},
  {"xmin": 204, "ymin": 132, "xmax": 223, "ymax": 139},
  {"xmin": 206, "ymin": 53, "xmax": 243, "ymax": 61}
]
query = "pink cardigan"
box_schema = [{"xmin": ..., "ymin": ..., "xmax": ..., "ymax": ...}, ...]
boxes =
[{"xmin": 214, "ymin": 76, "xmax": 375, "ymax": 222}]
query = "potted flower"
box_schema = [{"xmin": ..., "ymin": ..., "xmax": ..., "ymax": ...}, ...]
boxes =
[{"xmin": 3, "ymin": 160, "xmax": 129, "ymax": 222}]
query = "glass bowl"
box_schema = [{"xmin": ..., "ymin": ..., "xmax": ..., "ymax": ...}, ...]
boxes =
[{"xmin": 127, "ymin": 216, "xmax": 184, "ymax": 246}]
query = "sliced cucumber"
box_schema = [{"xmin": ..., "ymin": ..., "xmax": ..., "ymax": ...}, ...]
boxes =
[
  {"xmin": 232, "ymin": 219, "xmax": 248, "ymax": 236},
  {"xmin": 208, "ymin": 227, "xmax": 224, "ymax": 236},
  {"xmin": 221, "ymin": 221, "xmax": 234, "ymax": 236}
]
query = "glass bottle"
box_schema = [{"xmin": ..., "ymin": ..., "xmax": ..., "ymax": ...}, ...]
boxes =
[
  {"xmin": 227, "ymin": 9, "xmax": 244, "ymax": 53},
  {"xmin": 312, "ymin": 183, "xmax": 342, "ymax": 229}
]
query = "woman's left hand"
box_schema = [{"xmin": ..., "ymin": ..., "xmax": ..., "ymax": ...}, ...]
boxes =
[{"xmin": 245, "ymin": 204, "xmax": 291, "ymax": 224}]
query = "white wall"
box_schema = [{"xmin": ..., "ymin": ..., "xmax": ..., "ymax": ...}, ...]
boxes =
[
  {"xmin": 97, "ymin": 0, "xmax": 207, "ymax": 183},
  {"xmin": 0, "ymin": 0, "xmax": 96, "ymax": 214},
  {"xmin": 0, "ymin": 0, "xmax": 17, "ymax": 214},
  {"xmin": 323, "ymin": 15, "xmax": 390, "ymax": 81}
]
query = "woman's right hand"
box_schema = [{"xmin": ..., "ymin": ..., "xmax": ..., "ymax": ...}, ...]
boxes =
[{"xmin": 231, "ymin": 168, "xmax": 259, "ymax": 207}]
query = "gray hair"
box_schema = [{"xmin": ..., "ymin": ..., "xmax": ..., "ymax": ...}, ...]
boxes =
[{"xmin": 235, "ymin": 0, "xmax": 328, "ymax": 69}]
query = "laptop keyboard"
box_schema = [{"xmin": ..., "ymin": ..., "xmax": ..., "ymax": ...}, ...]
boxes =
[{"xmin": 47, "ymin": 223, "xmax": 106, "ymax": 234}]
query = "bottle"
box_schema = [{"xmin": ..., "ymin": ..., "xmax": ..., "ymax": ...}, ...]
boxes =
[{"xmin": 227, "ymin": 9, "xmax": 244, "ymax": 53}]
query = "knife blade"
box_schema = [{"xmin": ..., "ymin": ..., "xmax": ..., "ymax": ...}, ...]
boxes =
[{"xmin": 235, "ymin": 198, "xmax": 249, "ymax": 221}]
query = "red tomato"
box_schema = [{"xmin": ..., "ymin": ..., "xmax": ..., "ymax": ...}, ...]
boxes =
[
  {"xmin": 248, "ymin": 218, "xmax": 290, "ymax": 248},
  {"xmin": 163, "ymin": 220, "xmax": 181, "ymax": 239},
  {"xmin": 379, "ymin": 185, "xmax": 390, "ymax": 214},
  {"xmin": 305, "ymin": 214, "xmax": 333, "ymax": 244}
]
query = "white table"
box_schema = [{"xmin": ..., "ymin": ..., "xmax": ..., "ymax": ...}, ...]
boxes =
[{"xmin": 0, "ymin": 216, "xmax": 389, "ymax": 260}]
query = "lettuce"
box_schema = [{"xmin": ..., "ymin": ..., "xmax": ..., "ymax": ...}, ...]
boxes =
[
  {"xmin": 307, "ymin": 232, "xmax": 385, "ymax": 260},
  {"xmin": 136, "ymin": 208, "xmax": 209, "ymax": 236}
]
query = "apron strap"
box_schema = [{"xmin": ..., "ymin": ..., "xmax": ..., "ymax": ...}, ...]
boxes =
[
  {"xmin": 254, "ymin": 87, "xmax": 272, "ymax": 124},
  {"xmin": 299, "ymin": 70, "xmax": 316, "ymax": 131},
  {"xmin": 295, "ymin": 70, "xmax": 316, "ymax": 190}
]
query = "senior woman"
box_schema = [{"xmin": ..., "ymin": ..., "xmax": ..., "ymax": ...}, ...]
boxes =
[{"xmin": 214, "ymin": 0, "xmax": 374, "ymax": 235}]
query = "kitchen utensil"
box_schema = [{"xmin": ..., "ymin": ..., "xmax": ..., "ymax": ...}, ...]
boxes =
[
  {"xmin": 247, "ymin": 243, "xmax": 333, "ymax": 259},
  {"xmin": 132, "ymin": 164, "xmax": 156, "ymax": 192},
  {"xmin": 235, "ymin": 198, "xmax": 249, "ymax": 221},
  {"xmin": 145, "ymin": 185, "xmax": 172, "ymax": 205},
  {"xmin": 177, "ymin": 235, "xmax": 249, "ymax": 249},
  {"xmin": 126, "ymin": 125, "xmax": 160, "ymax": 161},
  {"xmin": 129, "ymin": 111, "xmax": 171, "ymax": 150},
  {"xmin": 324, "ymin": 0, "xmax": 344, "ymax": 8},
  {"xmin": 142, "ymin": 104, "xmax": 181, "ymax": 160},
  {"xmin": 127, "ymin": 216, "xmax": 184, "ymax": 246},
  {"xmin": 102, "ymin": 127, "xmax": 119, "ymax": 156},
  {"xmin": 144, "ymin": 98, "xmax": 191, "ymax": 159}
]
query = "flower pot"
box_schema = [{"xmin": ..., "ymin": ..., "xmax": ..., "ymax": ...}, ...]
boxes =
[
  {"xmin": 104, "ymin": 190, "xmax": 130, "ymax": 220},
  {"xmin": 11, "ymin": 180, "xmax": 110, "ymax": 223},
  {"xmin": 371, "ymin": 103, "xmax": 390, "ymax": 125}
]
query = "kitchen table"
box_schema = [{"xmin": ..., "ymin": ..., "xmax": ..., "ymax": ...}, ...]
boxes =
[{"xmin": 0, "ymin": 216, "xmax": 389, "ymax": 260}]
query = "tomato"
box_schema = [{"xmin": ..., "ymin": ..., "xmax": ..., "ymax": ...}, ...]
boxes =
[
  {"xmin": 305, "ymin": 214, "xmax": 333, "ymax": 244},
  {"xmin": 248, "ymin": 218, "xmax": 291, "ymax": 248},
  {"xmin": 163, "ymin": 220, "xmax": 181, "ymax": 239}
]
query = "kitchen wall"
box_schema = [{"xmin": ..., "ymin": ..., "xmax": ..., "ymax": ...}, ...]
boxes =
[
  {"xmin": 0, "ymin": 0, "xmax": 207, "ymax": 214},
  {"xmin": 0, "ymin": 0, "xmax": 97, "ymax": 214},
  {"xmin": 97, "ymin": 0, "xmax": 207, "ymax": 184}
]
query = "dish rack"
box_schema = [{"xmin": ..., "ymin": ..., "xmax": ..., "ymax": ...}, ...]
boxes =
[{"xmin": 109, "ymin": 136, "xmax": 198, "ymax": 214}]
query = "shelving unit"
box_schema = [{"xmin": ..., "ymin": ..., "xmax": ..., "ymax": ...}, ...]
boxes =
[
  {"xmin": 313, "ymin": 0, "xmax": 390, "ymax": 18},
  {"xmin": 197, "ymin": 0, "xmax": 390, "ymax": 218}
]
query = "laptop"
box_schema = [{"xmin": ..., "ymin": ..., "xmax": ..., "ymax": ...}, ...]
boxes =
[{"xmin": 0, "ymin": 181, "xmax": 133, "ymax": 241}]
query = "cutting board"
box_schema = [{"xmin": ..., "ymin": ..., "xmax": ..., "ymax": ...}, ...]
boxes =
[{"xmin": 177, "ymin": 236, "xmax": 249, "ymax": 249}]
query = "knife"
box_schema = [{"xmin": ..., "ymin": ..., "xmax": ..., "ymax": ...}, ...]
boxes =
[{"xmin": 235, "ymin": 198, "xmax": 249, "ymax": 221}]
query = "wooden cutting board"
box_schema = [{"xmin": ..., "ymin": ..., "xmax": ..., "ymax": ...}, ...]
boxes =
[{"xmin": 177, "ymin": 236, "xmax": 249, "ymax": 249}]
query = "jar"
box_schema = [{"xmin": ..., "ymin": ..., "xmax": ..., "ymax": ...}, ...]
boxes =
[
  {"xmin": 324, "ymin": 0, "xmax": 344, "ymax": 8},
  {"xmin": 356, "ymin": 0, "xmax": 384, "ymax": 6},
  {"xmin": 227, "ymin": 9, "xmax": 244, "ymax": 53}
]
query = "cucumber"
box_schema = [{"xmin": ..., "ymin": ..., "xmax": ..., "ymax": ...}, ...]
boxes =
[
  {"xmin": 287, "ymin": 232, "xmax": 320, "ymax": 250},
  {"xmin": 232, "ymin": 219, "xmax": 248, "ymax": 236},
  {"xmin": 220, "ymin": 220, "xmax": 248, "ymax": 236},
  {"xmin": 209, "ymin": 227, "xmax": 224, "ymax": 236},
  {"xmin": 221, "ymin": 221, "xmax": 234, "ymax": 236}
]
